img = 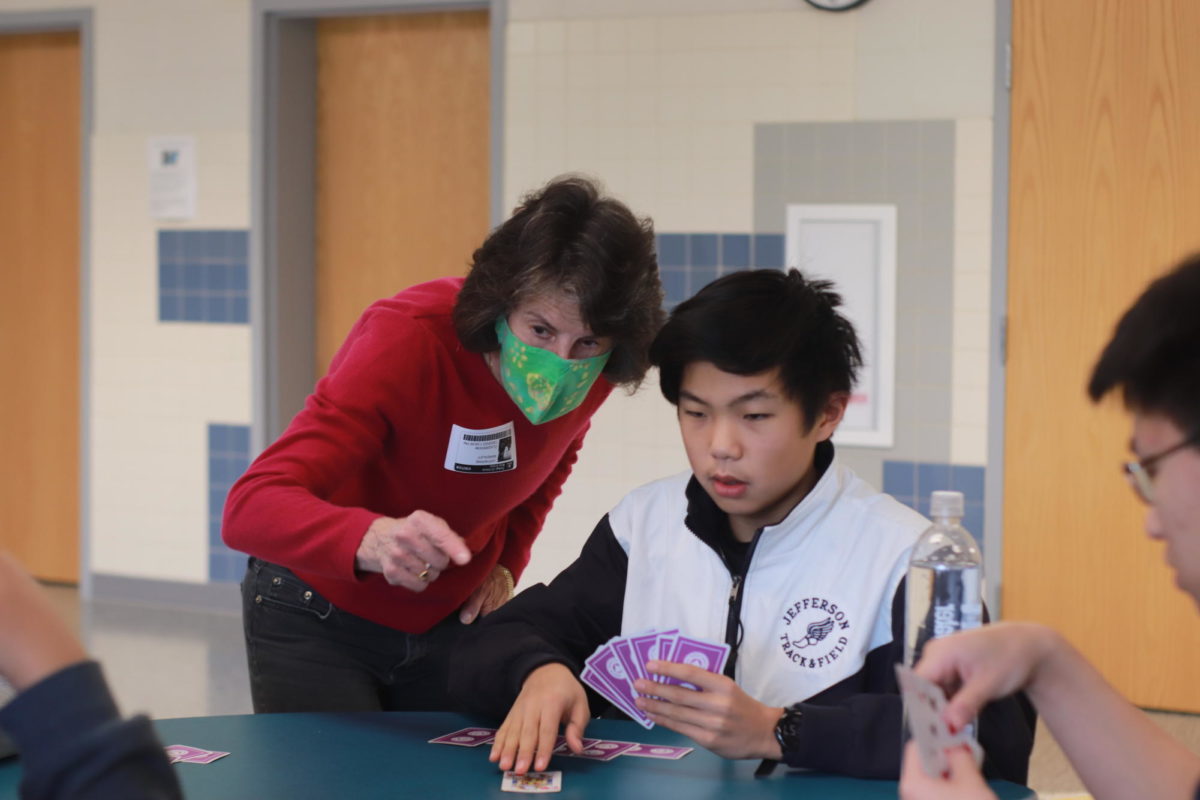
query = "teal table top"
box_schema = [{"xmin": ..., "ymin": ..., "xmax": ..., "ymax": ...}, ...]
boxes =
[{"xmin": 0, "ymin": 711, "xmax": 1035, "ymax": 799}]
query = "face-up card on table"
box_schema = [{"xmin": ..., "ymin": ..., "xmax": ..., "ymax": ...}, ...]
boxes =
[
  {"xmin": 501, "ymin": 770, "xmax": 562, "ymax": 793},
  {"xmin": 428, "ymin": 727, "xmax": 497, "ymax": 747},
  {"xmin": 895, "ymin": 664, "xmax": 982, "ymax": 777}
]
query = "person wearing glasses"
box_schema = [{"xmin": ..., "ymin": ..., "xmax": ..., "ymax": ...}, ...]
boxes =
[{"xmin": 899, "ymin": 255, "xmax": 1200, "ymax": 800}]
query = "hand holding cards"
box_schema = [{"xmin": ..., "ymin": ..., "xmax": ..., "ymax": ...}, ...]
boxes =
[
  {"xmin": 895, "ymin": 664, "xmax": 983, "ymax": 777},
  {"xmin": 582, "ymin": 629, "xmax": 730, "ymax": 729}
]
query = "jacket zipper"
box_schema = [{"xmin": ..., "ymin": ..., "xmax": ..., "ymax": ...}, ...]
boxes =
[{"xmin": 722, "ymin": 527, "xmax": 764, "ymax": 679}]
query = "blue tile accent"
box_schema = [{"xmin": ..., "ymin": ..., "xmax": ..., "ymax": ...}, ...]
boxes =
[
  {"xmin": 208, "ymin": 423, "xmax": 252, "ymax": 583},
  {"xmin": 205, "ymin": 264, "xmax": 229, "ymax": 292},
  {"xmin": 231, "ymin": 263, "xmax": 249, "ymax": 291},
  {"xmin": 183, "ymin": 295, "xmax": 205, "ymax": 322},
  {"xmin": 183, "ymin": 263, "xmax": 206, "ymax": 291},
  {"xmin": 916, "ymin": 463, "xmax": 952, "ymax": 499},
  {"xmin": 885, "ymin": 460, "xmax": 987, "ymax": 546},
  {"xmin": 158, "ymin": 229, "xmax": 250, "ymax": 325},
  {"xmin": 232, "ymin": 297, "xmax": 250, "ymax": 324},
  {"xmin": 753, "ymin": 233, "xmax": 784, "ymax": 267},
  {"xmin": 690, "ymin": 234, "xmax": 718, "ymax": 268},
  {"xmin": 690, "ymin": 266, "xmax": 718, "ymax": 293},
  {"xmin": 963, "ymin": 505, "xmax": 985, "ymax": 544},
  {"xmin": 231, "ymin": 425, "xmax": 250, "ymax": 453},
  {"xmin": 950, "ymin": 464, "xmax": 986, "ymax": 506},
  {"xmin": 661, "ymin": 267, "xmax": 687, "ymax": 307},
  {"xmin": 654, "ymin": 231, "xmax": 796, "ymax": 307},
  {"xmin": 208, "ymin": 423, "xmax": 229, "ymax": 451},
  {"xmin": 657, "ymin": 233, "xmax": 688, "ymax": 268},
  {"xmin": 209, "ymin": 552, "xmax": 245, "ymax": 584},
  {"xmin": 882, "ymin": 460, "xmax": 916, "ymax": 505},
  {"xmin": 160, "ymin": 262, "xmax": 180, "ymax": 291},
  {"xmin": 721, "ymin": 234, "xmax": 750, "ymax": 269},
  {"xmin": 159, "ymin": 292, "xmax": 181, "ymax": 322}
]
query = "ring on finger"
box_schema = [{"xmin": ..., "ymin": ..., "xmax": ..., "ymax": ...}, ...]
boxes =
[{"xmin": 417, "ymin": 562, "xmax": 433, "ymax": 582}]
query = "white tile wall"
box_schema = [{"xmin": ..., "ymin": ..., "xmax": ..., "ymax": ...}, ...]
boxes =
[
  {"xmin": 1, "ymin": 0, "xmax": 1000, "ymax": 586},
  {"xmin": 855, "ymin": 0, "xmax": 993, "ymax": 120},
  {"xmin": 950, "ymin": 118, "xmax": 994, "ymax": 465},
  {"xmin": 83, "ymin": 0, "xmax": 253, "ymax": 582}
]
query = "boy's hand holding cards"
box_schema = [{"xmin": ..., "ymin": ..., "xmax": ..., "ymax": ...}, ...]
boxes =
[
  {"xmin": 896, "ymin": 664, "xmax": 983, "ymax": 777},
  {"xmin": 581, "ymin": 629, "xmax": 730, "ymax": 729}
]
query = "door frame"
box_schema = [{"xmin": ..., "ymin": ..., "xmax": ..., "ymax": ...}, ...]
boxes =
[
  {"xmin": 251, "ymin": 0, "xmax": 506, "ymax": 450},
  {"xmin": 0, "ymin": 9, "xmax": 94, "ymax": 596},
  {"xmin": 980, "ymin": 0, "xmax": 1013, "ymax": 616}
]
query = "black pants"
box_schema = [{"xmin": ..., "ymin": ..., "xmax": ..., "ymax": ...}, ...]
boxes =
[{"xmin": 241, "ymin": 557, "xmax": 467, "ymax": 713}]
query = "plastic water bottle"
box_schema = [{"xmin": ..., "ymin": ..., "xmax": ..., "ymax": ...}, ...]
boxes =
[{"xmin": 904, "ymin": 490, "xmax": 984, "ymax": 668}]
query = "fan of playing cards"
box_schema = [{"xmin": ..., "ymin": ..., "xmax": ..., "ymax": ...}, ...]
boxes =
[{"xmin": 581, "ymin": 629, "xmax": 731, "ymax": 730}]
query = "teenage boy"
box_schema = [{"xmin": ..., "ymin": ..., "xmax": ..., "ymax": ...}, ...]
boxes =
[
  {"xmin": 900, "ymin": 255, "xmax": 1200, "ymax": 800},
  {"xmin": 451, "ymin": 269, "xmax": 1035, "ymax": 781}
]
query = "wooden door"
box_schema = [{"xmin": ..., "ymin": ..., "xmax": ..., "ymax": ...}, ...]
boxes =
[
  {"xmin": 1005, "ymin": 0, "xmax": 1200, "ymax": 710},
  {"xmin": 314, "ymin": 11, "xmax": 490, "ymax": 375},
  {"xmin": 0, "ymin": 31, "xmax": 81, "ymax": 583}
]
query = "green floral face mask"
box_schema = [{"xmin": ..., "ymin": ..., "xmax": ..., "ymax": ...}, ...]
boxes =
[{"xmin": 494, "ymin": 316, "xmax": 610, "ymax": 425}]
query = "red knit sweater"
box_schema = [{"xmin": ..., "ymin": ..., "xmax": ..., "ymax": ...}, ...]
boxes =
[{"xmin": 222, "ymin": 277, "xmax": 612, "ymax": 633}]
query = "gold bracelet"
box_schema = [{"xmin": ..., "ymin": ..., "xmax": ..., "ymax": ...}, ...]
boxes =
[{"xmin": 497, "ymin": 565, "xmax": 515, "ymax": 599}]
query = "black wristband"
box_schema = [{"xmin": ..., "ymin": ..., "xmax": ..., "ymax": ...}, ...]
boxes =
[{"xmin": 773, "ymin": 705, "xmax": 803, "ymax": 758}]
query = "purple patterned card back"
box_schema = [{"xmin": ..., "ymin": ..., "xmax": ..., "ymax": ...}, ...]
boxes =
[
  {"xmin": 179, "ymin": 750, "xmax": 230, "ymax": 764},
  {"xmin": 611, "ymin": 637, "xmax": 645, "ymax": 684},
  {"xmin": 650, "ymin": 630, "xmax": 680, "ymax": 682},
  {"xmin": 428, "ymin": 727, "xmax": 498, "ymax": 746},
  {"xmin": 164, "ymin": 745, "xmax": 211, "ymax": 764},
  {"xmin": 662, "ymin": 636, "xmax": 731, "ymax": 690},
  {"xmin": 622, "ymin": 743, "xmax": 694, "ymax": 760},
  {"xmin": 568, "ymin": 740, "xmax": 640, "ymax": 761},
  {"xmin": 580, "ymin": 665, "xmax": 653, "ymax": 729},
  {"xmin": 551, "ymin": 736, "xmax": 601, "ymax": 755}
]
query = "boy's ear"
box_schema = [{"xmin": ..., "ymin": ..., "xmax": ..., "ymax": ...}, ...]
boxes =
[{"xmin": 813, "ymin": 392, "xmax": 850, "ymax": 441}]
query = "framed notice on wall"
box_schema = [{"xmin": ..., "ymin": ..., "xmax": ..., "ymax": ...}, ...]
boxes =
[{"xmin": 785, "ymin": 204, "xmax": 896, "ymax": 448}]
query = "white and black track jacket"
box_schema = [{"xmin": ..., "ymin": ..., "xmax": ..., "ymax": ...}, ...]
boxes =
[{"xmin": 451, "ymin": 443, "xmax": 1035, "ymax": 781}]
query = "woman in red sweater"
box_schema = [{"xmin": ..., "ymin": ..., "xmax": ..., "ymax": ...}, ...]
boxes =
[{"xmin": 222, "ymin": 176, "xmax": 664, "ymax": 713}]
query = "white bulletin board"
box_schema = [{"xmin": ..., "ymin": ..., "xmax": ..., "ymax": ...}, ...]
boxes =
[{"xmin": 785, "ymin": 204, "xmax": 896, "ymax": 448}]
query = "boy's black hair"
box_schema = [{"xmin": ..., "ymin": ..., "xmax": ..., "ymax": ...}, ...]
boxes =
[
  {"xmin": 1088, "ymin": 254, "xmax": 1200, "ymax": 437},
  {"xmin": 649, "ymin": 268, "xmax": 863, "ymax": 428}
]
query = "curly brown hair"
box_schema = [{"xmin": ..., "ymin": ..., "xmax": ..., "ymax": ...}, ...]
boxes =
[{"xmin": 453, "ymin": 175, "xmax": 664, "ymax": 388}]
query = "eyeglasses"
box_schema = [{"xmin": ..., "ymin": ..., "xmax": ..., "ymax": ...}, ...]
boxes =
[{"xmin": 1123, "ymin": 430, "xmax": 1200, "ymax": 504}]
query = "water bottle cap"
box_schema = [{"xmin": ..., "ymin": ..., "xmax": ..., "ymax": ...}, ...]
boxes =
[{"xmin": 930, "ymin": 490, "xmax": 964, "ymax": 518}]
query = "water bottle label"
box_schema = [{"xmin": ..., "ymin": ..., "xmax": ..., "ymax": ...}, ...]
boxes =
[
  {"xmin": 932, "ymin": 604, "xmax": 958, "ymax": 637},
  {"xmin": 960, "ymin": 603, "xmax": 983, "ymax": 630}
]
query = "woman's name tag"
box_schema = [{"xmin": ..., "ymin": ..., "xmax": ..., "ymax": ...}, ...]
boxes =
[{"xmin": 443, "ymin": 422, "xmax": 517, "ymax": 474}]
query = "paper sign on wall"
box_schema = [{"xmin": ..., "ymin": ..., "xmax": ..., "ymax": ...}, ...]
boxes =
[{"xmin": 148, "ymin": 136, "xmax": 196, "ymax": 220}]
